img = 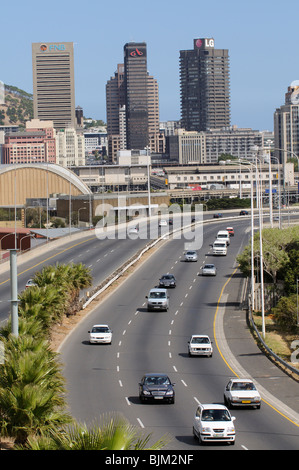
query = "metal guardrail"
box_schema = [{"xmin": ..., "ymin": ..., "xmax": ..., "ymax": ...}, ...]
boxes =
[{"xmin": 246, "ymin": 282, "xmax": 299, "ymax": 378}]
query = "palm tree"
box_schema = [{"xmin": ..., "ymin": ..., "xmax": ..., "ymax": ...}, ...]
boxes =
[
  {"xmin": 0, "ymin": 334, "xmax": 72, "ymax": 445},
  {"xmin": 18, "ymin": 284, "xmax": 68, "ymax": 330},
  {"xmin": 33, "ymin": 262, "xmax": 92, "ymax": 316},
  {"xmin": 22, "ymin": 413, "xmax": 172, "ymax": 450}
]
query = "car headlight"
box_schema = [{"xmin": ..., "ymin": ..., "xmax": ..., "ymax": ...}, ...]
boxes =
[
  {"xmin": 165, "ymin": 390, "xmax": 174, "ymax": 396},
  {"xmin": 227, "ymin": 426, "xmax": 235, "ymax": 433},
  {"xmin": 143, "ymin": 390, "xmax": 151, "ymax": 395},
  {"xmin": 201, "ymin": 427, "xmax": 212, "ymax": 433}
]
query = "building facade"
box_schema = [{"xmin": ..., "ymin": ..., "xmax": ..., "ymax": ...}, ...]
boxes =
[
  {"xmin": 124, "ymin": 42, "xmax": 149, "ymax": 151},
  {"xmin": 167, "ymin": 127, "xmax": 271, "ymax": 165},
  {"xmin": 32, "ymin": 42, "xmax": 76, "ymax": 130},
  {"xmin": 56, "ymin": 128, "xmax": 85, "ymax": 167},
  {"xmin": 2, "ymin": 119, "xmax": 56, "ymax": 164},
  {"xmin": 274, "ymin": 81, "xmax": 299, "ymax": 165},
  {"xmin": 179, "ymin": 38, "xmax": 230, "ymax": 132}
]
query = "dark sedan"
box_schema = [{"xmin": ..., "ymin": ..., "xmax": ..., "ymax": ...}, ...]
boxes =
[
  {"xmin": 159, "ymin": 274, "xmax": 176, "ymax": 288},
  {"xmin": 139, "ymin": 373, "xmax": 175, "ymax": 403}
]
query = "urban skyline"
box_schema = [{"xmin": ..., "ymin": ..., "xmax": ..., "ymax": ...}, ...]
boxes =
[{"xmin": 1, "ymin": 0, "xmax": 299, "ymax": 132}]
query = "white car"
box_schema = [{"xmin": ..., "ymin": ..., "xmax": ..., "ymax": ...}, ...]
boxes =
[
  {"xmin": 25, "ymin": 278, "xmax": 37, "ymax": 288},
  {"xmin": 128, "ymin": 226, "xmax": 139, "ymax": 234},
  {"xmin": 88, "ymin": 324, "xmax": 112, "ymax": 344},
  {"xmin": 193, "ymin": 404, "xmax": 236, "ymax": 445},
  {"xmin": 159, "ymin": 219, "xmax": 168, "ymax": 227},
  {"xmin": 224, "ymin": 378, "xmax": 261, "ymax": 409},
  {"xmin": 188, "ymin": 335, "xmax": 213, "ymax": 357}
]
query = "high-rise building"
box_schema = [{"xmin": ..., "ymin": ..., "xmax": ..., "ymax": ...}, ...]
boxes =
[
  {"xmin": 179, "ymin": 38, "xmax": 230, "ymax": 132},
  {"xmin": 106, "ymin": 64, "xmax": 126, "ymax": 159},
  {"xmin": 274, "ymin": 81, "xmax": 299, "ymax": 165},
  {"xmin": 32, "ymin": 42, "xmax": 76, "ymax": 130},
  {"xmin": 124, "ymin": 42, "xmax": 149, "ymax": 151},
  {"xmin": 106, "ymin": 43, "xmax": 163, "ymax": 162}
]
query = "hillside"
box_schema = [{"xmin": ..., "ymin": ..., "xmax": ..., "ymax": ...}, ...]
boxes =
[{"xmin": 0, "ymin": 84, "xmax": 33, "ymax": 127}]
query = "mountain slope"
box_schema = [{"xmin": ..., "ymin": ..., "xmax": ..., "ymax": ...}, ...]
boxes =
[{"xmin": 0, "ymin": 85, "xmax": 33, "ymax": 127}]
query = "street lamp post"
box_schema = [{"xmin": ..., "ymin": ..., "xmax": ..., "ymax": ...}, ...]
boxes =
[{"xmin": 78, "ymin": 207, "xmax": 87, "ymax": 226}]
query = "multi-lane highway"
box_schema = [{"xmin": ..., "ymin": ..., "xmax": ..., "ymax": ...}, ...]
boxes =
[
  {"xmin": 57, "ymin": 216, "xmax": 299, "ymax": 450},
  {"xmin": 1, "ymin": 212, "xmax": 299, "ymax": 450}
]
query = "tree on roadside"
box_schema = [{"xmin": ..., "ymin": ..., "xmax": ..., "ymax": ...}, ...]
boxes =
[
  {"xmin": 272, "ymin": 294, "xmax": 298, "ymax": 331},
  {"xmin": 0, "ymin": 333, "xmax": 71, "ymax": 445},
  {"xmin": 21, "ymin": 413, "xmax": 172, "ymax": 450}
]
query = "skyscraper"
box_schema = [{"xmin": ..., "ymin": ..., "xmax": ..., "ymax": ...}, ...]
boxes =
[
  {"xmin": 32, "ymin": 42, "xmax": 76, "ymax": 130},
  {"xmin": 179, "ymin": 38, "xmax": 230, "ymax": 132},
  {"xmin": 106, "ymin": 42, "xmax": 163, "ymax": 162},
  {"xmin": 124, "ymin": 42, "xmax": 149, "ymax": 150}
]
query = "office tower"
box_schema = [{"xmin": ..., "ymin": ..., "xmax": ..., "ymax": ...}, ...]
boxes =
[
  {"xmin": 179, "ymin": 38, "xmax": 230, "ymax": 132},
  {"xmin": 106, "ymin": 64, "xmax": 126, "ymax": 159},
  {"xmin": 124, "ymin": 42, "xmax": 149, "ymax": 150},
  {"xmin": 106, "ymin": 43, "xmax": 163, "ymax": 161},
  {"xmin": 32, "ymin": 42, "xmax": 76, "ymax": 130},
  {"xmin": 274, "ymin": 81, "xmax": 299, "ymax": 165}
]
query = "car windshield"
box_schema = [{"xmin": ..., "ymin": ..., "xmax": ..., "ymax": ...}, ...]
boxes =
[
  {"xmin": 91, "ymin": 327, "xmax": 109, "ymax": 333},
  {"xmin": 201, "ymin": 409, "xmax": 231, "ymax": 421},
  {"xmin": 149, "ymin": 292, "xmax": 166, "ymax": 298},
  {"xmin": 231, "ymin": 382, "xmax": 256, "ymax": 391},
  {"xmin": 191, "ymin": 337, "xmax": 210, "ymax": 344},
  {"xmin": 186, "ymin": 251, "xmax": 196, "ymax": 255},
  {"xmin": 144, "ymin": 376, "xmax": 170, "ymax": 385},
  {"xmin": 161, "ymin": 275, "xmax": 174, "ymax": 280},
  {"xmin": 204, "ymin": 265, "xmax": 214, "ymax": 269}
]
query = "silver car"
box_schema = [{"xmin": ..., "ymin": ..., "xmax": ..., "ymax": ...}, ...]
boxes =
[
  {"xmin": 184, "ymin": 250, "xmax": 198, "ymax": 262},
  {"xmin": 202, "ymin": 264, "xmax": 217, "ymax": 276}
]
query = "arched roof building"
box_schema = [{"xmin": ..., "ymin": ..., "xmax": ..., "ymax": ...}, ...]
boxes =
[{"xmin": 0, "ymin": 164, "xmax": 91, "ymax": 207}]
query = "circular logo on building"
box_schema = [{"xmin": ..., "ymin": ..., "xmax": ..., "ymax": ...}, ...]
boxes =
[
  {"xmin": 40, "ymin": 44, "xmax": 48, "ymax": 52},
  {"xmin": 195, "ymin": 39, "xmax": 203, "ymax": 48}
]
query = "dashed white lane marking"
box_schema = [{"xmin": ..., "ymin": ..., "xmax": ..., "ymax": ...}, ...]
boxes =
[
  {"xmin": 137, "ymin": 418, "xmax": 145, "ymax": 428},
  {"xmin": 119, "ymin": 380, "xmax": 123, "ymax": 387},
  {"xmin": 173, "ymin": 366, "xmax": 177, "ymax": 372},
  {"xmin": 125, "ymin": 397, "xmax": 131, "ymax": 406},
  {"xmin": 181, "ymin": 380, "xmax": 188, "ymax": 387},
  {"xmin": 194, "ymin": 397, "xmax": 201, "ymax": 405}
]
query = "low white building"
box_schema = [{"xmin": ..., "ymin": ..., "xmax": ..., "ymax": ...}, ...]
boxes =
[{"xmin": 56, "ymin": 128, "xmax": 85, "ymax": 167}]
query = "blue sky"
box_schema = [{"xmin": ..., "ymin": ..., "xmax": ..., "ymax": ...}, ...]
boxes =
[{"xmin": 1, "ymin": 0, "xmax": 299, "ymax": 131}]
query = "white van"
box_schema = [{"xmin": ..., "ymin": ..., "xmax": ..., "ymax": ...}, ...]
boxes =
[
  {"xmin": 212, "ymin": 240, "xmax": 227, "ymax": 255},
  {"xmin": 146, "ymin": 288, "xmax": 169, "ymax": 311},
  {"xmin": 216, "ymin": 230, "xmax": 230, "ymax": 246}
]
